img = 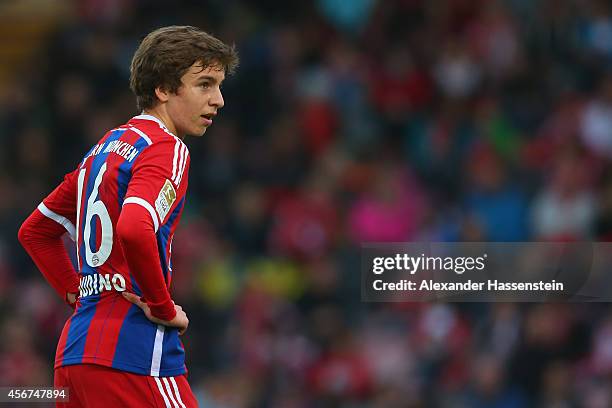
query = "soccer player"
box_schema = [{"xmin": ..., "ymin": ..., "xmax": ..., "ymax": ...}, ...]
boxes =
[{"xmin": 18, "ymin": 26, "xmax": 238, "ymax": 407}]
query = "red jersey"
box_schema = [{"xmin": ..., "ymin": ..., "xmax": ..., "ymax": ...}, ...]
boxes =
[{"xmin": 37, "ymin": 114, "xmax": 190, "ymax": 376}]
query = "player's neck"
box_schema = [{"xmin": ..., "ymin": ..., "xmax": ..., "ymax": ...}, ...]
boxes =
[{"xmin": 142, "ymin": 108, "xmax": 182, "ymax": 139}]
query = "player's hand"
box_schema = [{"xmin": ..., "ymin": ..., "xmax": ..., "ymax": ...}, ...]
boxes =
[
  {"xmin": 66, "ymin": 292, "xmax": 78, "ymax": 308},
  {"xmin": 122, "ymin": 292, "xmax": 189, "ymax": 335}
]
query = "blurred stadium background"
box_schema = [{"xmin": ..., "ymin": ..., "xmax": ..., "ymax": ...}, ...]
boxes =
[{"xmin": 2, "ymin": 0, "xmax": 612, "ymax": 406}]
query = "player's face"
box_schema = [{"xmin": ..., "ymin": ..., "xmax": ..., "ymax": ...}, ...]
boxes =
[{"xmin": 166, "ymin": 61, "xmax": 225, "ymax": 138}]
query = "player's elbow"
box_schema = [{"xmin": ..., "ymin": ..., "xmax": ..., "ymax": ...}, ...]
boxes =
[
  {"xmin": 17, "ymin": 221, "xmax": 29, "ymax": 247},
  {"xmin": 18, "ymin": 216, "xmax": 35, "ymax": 248}
]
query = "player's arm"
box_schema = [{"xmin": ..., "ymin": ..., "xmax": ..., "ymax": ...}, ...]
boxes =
[
  {"xmin": 18, "ymin": 170, "xmax": 80, "ymax": 307},
  {"xmin": 117, "ymin": 138, "xmax": 188, "ymax": 333},
  {"xmin": 117, "ymin": 204, "xmax": 188, "ymax": 334}
]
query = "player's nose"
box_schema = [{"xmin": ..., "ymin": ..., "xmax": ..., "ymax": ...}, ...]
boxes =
[{"xmin": 209, "ymin": 87, "xmax": 224, "ymax": 109}]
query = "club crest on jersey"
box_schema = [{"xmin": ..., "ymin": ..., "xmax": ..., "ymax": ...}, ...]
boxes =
[{"xmin": 155, "ymin": 179, "xmax": 177, "ymax": 222}]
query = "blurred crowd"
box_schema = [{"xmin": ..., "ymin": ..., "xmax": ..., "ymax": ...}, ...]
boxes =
[{"xmin": 3, "ymin": 0, "xmax": 612, "ymax": 406}]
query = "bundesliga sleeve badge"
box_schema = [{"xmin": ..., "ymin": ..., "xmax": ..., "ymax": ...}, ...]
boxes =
[{"xmin": 155, "ymin": 179, "xmax": 177, "ymax": 222}]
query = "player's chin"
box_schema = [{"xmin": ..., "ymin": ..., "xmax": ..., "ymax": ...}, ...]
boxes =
[{"xmin": 191, "ymin": 125, "xmax": 209, "ymax": 137}]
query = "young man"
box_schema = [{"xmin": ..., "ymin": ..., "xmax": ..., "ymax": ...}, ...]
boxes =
[{"xmin": 18, "ymin": 26, "xmax": 238, "ymax": 407}]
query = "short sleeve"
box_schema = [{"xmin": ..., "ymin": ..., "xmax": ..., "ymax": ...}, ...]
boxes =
[{"xmin": 123, "ymin": 138, "xmax": 189, "ymax": 231}]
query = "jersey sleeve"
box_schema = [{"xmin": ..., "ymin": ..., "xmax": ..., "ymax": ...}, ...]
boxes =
[
  {"xmin": 124, "ymin": 138, "xmax": 189, "ymax": 232},
  {"xmin": 119, "ymin": 138, "xmax": 189, "ymax": 321},
  {"xmin": 39, "ymin": 168, "xmax": 79, "ymax": 240},
  {"xmin": 19, "ymin": 169, "xmax": 80, "ymax": 305}
]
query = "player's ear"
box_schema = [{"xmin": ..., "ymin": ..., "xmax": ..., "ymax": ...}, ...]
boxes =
[{"xmin": 154, "ymin": 86, "xmax": 171, "ymax": 103}]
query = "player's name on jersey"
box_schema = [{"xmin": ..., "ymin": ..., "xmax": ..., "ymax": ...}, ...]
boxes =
[
  {"xmin": 79, "ymin": 273, "xmax": 127, "ymax": 298},
  {"xmin": 83, "ymin": 139, "xmax": 140, "ymax": 164}
]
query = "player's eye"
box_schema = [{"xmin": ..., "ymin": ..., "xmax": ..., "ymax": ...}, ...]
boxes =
[{"xmin": 199, "ymin": 82, "xmax": 210, "ymax": 89}]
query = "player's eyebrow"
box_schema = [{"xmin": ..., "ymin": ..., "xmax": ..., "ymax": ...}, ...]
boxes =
[{"xmin": 196, "ymin": 75, "xmax": 224, "ymax": 84}]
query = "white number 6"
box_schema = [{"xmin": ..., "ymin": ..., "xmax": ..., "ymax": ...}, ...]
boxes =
[{"xmin": 76, "ymin": 162, "xmax": 113, "ymax": 268}]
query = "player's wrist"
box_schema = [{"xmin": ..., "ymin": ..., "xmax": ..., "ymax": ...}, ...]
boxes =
[{"xmin": 149, "ymin": 299, "xmax": 177, "ymax": 322}]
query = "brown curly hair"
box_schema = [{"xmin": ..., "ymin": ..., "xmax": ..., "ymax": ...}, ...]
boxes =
[{"xmin": 130, "ymin": 26, "xmax": 239, "ymax": 111}]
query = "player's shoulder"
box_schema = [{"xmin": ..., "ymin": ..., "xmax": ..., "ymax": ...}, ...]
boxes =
[
  {"xmin": 121, "ymin": 115, "xmax": 189, "ymax": 167},
  {"xmin": 123, "ymin": 114, "xmax": 182, "ymax": 147},
  {"xmin": 125, "ymin": 115, "xmax": 189, "ymax": 158}
]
